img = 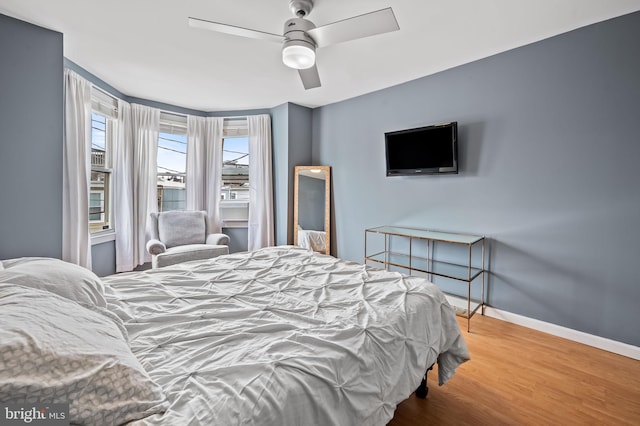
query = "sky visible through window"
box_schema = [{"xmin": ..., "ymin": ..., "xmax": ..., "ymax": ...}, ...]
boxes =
[
  {"xmin": 158, "ymin": 132, "xmax": 187, "ymax": 177},
  {"xmin": 224, "ymin": 137, "xmax": 249, "ymax": 167},
  {"xmin": 156, "ymin": 135, "xmax": 249, "ymax": 174},
  {"xmin": 91, "ymin": 113, "xmax": 106, "ymax": 153}
]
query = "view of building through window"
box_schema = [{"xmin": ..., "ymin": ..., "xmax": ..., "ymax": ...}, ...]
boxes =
[
  {"xmin": 90, "ymin": 112, "xmax": 111, "ymax": 233},
  {"xmin": 219, "ymin": 136, "xmax": 249, "ymax": 223},
  {"xmin": 157, "ymin": 131, "xmax": 187, "ymax": 212},
  {"xmin": 222, "ymin": 137, "xmax": 249, "ymax": 201},
  {"xmin": 156, "ymin": 131, "xmax": 248, "ymax": 215}
]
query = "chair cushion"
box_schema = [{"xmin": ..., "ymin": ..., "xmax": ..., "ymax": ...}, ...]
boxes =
[
  {"xmin": 158, "ymin": 211, "xmax": 206, "ymax": 248},
  {"xmin": 154, "ymin": 245, "xmax": 229, "ymax": 268}
]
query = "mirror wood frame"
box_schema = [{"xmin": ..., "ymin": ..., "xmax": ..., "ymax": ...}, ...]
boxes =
[{"xmin": 293, "ymin": 165, "xmax": 331, "ymax": 255}]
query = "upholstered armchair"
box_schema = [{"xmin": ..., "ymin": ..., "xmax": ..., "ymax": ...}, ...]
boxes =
[{"xmin": 146, "ymin": 210, "xmax": 230, "ymax": 268}]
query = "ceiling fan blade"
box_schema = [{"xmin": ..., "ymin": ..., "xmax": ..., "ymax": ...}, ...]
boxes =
[
  {"xmin": 306, "ymin": 7, "xmax": 399, "ymax": 48},
  {"xmin": 188, "ymin": 17, "xmax": 284, "ymax": 43},
  {"xmin": 298, "ymin": 66, "xmax": 321, "ymax": 90}
]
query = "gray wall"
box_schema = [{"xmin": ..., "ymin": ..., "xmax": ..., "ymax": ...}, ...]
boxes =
[
  {"xmin": 271, "ymin": 103, "xmax": 290, "ymax": 246},
  {"xmin": 223, "ymin": 227, "xmax": 248, "ymax": 253},
  {"xmin": 270, "ymin": 103, "xmax": 311, "ymax": 245},
  {"xmin": 271, "ymin": 102, "xmax": 313, "ymax": 246},
  {"xmin": 91, "ymin": 241, "xmax": 115, "ymax": 277},
  {"xmin": 312, "ymin": 11, "xmax": 640, "ymax": 346},
  {"xmin": 0, "ymin": 14, "xmax": 63, "ymax": 259},
  {"xmin": 287, "ymin": 104, "xmax": 314, "ymax": 241}
]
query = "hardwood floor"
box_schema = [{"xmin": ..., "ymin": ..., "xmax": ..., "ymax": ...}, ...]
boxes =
[{"xmin": 388, "ymin": 314, "xmax": 640, "ymax": 425}]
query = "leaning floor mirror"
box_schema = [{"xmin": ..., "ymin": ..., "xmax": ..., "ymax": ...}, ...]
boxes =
[{"xmin": 293, "ymin": 166, "xmax": 331, "ymax": 255}]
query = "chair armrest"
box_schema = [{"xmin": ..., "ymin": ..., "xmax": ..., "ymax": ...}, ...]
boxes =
[
  {"xmin": 146, "ymin": 239, "xmax": 167, "ymax": 255},
  {"xmin": 206, "ymin": 233, "xmax": 230, "ymax": 246}
]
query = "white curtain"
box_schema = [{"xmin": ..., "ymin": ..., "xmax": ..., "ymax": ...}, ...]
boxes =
[
  {"xmin": 186, "ymin": 116, "xmax": 205, "ymax": 211},
  {"xmin": 247, "ymin": 114, "xmax": 274, "ymax": 251},
  {"xmin": 186, "ymin": 116, "xmax": 224, "ymax": 232},
  {"xmin": 114, "ymin": 100, "xmax": 135, "ymax": 272},
  {"xmin": 131, "ymin": 104, "xmax": 160, "ymax": 266},
  {"xmin": 62, "ymin": 69, "xmax": 92, "ymax": 268}
]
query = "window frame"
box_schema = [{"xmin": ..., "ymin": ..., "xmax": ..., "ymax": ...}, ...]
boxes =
[
  {"xmin": 89, "ymin": 88, "xmax": 117, "ymax": 244},
  {"xmin": 220, "ymin": 118, "xmax": 249, "ymax": 228},
  {"xmin": 157, "ymin": 112, "xmax": 188, "ymax": 213}
]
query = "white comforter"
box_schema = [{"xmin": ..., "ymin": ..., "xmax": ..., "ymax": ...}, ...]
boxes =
[{"xmin": 103, "ymin": 246, "xmax": 469, "ymax": 426}]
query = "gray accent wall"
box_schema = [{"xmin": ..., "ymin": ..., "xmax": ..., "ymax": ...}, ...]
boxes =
[
  {"xmin": 312, "ymin": 11, "xmax": 640, "ymax": 346},
  {"xmin": 91, "ymin": 241, "xmax": 115, "ymax": 277},
  {"xmin": 223, "ymin": 227, "xmax": 248, "ymax": 253},
  {"xmin": 0, "ymin": 14, "xmax": 63, "ymax": 259},
  {"xmin": 288, "ymin": 104, "xmax": 314, "ymax": 241},
  {"xmin": 271, "ymin": 103, "xmax": 313, "ymax": 246},
  {"xmin": 271, "ymin": 103, "xmax": 290, "ymax": 246}
]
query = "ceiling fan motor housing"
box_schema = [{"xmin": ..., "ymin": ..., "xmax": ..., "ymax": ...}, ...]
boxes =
[
  {"xmin": 289, "ymin": 0, "xmax": 314, "ymax": 18},
  {"xmin": 283, "ymin": 18, "xmax": 316, "ymax": 45},
  {"xmin": 282, "ymin": 18, "xmax": 317, "ymax": 69}
]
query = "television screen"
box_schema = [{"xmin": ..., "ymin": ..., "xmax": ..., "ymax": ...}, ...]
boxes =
[{"xmin": 385, "ymin": 122, "xmax": 458, "ymax": 176}]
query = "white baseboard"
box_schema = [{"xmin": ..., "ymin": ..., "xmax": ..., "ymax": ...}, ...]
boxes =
[{"xmin": 484, "ymin": 307, "xmax": 640, "ymax": 361}]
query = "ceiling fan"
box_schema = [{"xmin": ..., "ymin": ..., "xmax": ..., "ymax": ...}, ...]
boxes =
[{"xmin": 188, "ymin": 0, "xmax": 400, "ymax": 90}]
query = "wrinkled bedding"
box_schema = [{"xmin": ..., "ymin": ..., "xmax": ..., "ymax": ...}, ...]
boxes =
[{"xmin": 103, "ymin": 246, "xmax": 469, "ymax": 426}]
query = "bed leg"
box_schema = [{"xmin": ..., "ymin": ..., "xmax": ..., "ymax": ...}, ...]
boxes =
[{"xmin": 415, "ymin": 364, "xmax": 434, "ymax": 399}]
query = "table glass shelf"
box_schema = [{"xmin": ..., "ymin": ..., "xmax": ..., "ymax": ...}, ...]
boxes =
[
  {"xmin": 366, "ymin": 251, "xmax": 484, "ymax": 282},
  {"xmin": 365, "ymin": 226, "xmax": 486, "ymax": 331}
]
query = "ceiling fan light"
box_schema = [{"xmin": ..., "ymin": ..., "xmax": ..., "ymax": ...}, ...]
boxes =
[{"xmin": 282, "ymin": 43, "xmax": 316, "ymax": 70}]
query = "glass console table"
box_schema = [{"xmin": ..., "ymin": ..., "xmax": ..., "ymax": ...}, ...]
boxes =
[{"xmin": 364, "ymin": 226, "xmax": 486, "ymax": 332}]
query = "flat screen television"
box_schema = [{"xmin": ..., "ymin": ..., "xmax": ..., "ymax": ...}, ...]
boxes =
[{"xmin": 385, "ymin": 121, "xmax": 458, "ymax": 176}]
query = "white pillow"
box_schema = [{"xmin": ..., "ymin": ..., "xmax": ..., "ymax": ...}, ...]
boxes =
[
  {"xmin": 0, "ymin": 283, "xmax": 168, "ymax": 425},
  {"xmin": 0, "ymin": 257, "xmax": 106, "ymax": 307}
]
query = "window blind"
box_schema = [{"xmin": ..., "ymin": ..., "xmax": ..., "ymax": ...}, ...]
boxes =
[
  {"xmin": 91, "ymin": 87, "xmax": 118, "ymax": 119},
  {"xmin": 160, "ymin": 112, "xmax": 188, "ymax": 135},
  {"xmin": 223, "ymin": 117, "xmax": 248, "ymax": 137}
]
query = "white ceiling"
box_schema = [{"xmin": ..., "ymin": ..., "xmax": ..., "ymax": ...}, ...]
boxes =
[{"xmin": 1, "ymin": 0, "xmax": 639, "ymax": 112}]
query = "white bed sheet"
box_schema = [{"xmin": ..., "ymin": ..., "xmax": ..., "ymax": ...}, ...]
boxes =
[{"xmin": 103, "ymin": 246, "xmax": 469, "ymax": 426}]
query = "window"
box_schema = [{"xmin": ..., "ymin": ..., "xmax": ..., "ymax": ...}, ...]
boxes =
[
  {"xmin": 89, "ymin": 106, "xmax": 114, "ymax": 234},
  {"xmin": 220, "ymin": 118, "xmax": 249, "ymax": 224},
  {"xmin": 157, "ymin": 113, "xmax": 187, "ymax": 212},
  {"xmin": 221, "ymin": 137, "xmax": 249, "ymax": 201}
]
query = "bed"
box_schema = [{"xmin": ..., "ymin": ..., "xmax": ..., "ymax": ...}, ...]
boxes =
[{"xmin": 0, "ymin": 246, "xmax": 469, "ymax": 425}]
